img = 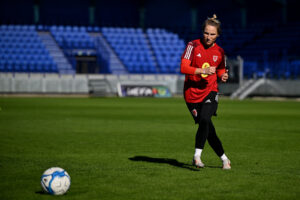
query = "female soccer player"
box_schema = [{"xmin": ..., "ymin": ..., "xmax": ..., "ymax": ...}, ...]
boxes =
[{"xmin": 180, "ymin": 14, "xmax": 231, "ymax": 169}]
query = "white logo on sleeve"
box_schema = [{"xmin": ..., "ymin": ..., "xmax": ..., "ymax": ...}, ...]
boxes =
[{"xmin": 197, "ymin": 53, "xmax": 201, "ymax": 57}]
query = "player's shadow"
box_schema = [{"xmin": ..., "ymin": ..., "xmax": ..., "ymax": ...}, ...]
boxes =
[{"xmin": 129, "ymin": 156, "xmax": 201, "ymax": 171}]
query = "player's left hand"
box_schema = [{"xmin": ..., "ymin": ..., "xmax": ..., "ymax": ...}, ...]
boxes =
[{"xmin": 221, "ymin": 70, "xmax": 229, "ymax": 82}]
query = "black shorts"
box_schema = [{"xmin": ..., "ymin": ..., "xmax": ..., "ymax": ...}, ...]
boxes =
[{"xmin": 186, "ymin": 91, "xmax": 219, "ymax": 124}]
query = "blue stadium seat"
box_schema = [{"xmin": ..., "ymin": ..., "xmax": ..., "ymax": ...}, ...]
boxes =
[
  {"xmin": 146, "ymin": 28, "xmax": 185, "ymax": 74},
  {"xmin": 102, "ymin": 27, "xmax": 159, "ymax": 74},
  {"xmin": 6, "ymin": 60, "xmax": 14, "ymax": 72},
  {"xmin": 0, "ymin": 60, "xmax": 6, "ymax": 72},
  {"xmin": 50, "ymin": 25, "xmax": 95, "ymax": 52}
]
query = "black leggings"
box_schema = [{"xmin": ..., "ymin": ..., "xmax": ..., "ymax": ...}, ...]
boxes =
[
  {"xmin": 196, "ymin": 117, "xmax": 224, "ymax": 157},
  {"xmin": 186, "ymin": 93, "xmax": 225, "ymax": 157}
]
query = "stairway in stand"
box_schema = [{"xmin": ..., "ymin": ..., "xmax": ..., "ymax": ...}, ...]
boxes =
[
  {"xmin": 90, "ymin": 32, "xmax": 128, "ymax": 74},
  {"xmin": 38, "ymin": 32, "xmax": 75, "ymax": 74}
]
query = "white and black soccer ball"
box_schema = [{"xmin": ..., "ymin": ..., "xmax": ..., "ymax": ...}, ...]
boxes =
[{"xmin": 41, "ymin": 167, "xmax": 71, "ymax": 195}]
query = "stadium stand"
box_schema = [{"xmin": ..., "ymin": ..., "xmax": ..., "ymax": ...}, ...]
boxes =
[
  {"xmin": 50, "ymin": 25, "xmax": 96, "ymax": 51},
  {"xmin": 38, "ymin": 31, "xmax": 75, "ymax": 74},
  {"xmin": 147, "ymin": 28, "xmax": 185, "ymax": 74},
  {"xmin": 0, "ymin": 22, "xmax": 299, "ymax": 78},
  {"xmin": 101, "ymin": 27, "xmax": 157, "ymax": 74},
  {"xmin": 94, "ymin": 32, "xmax": 128, "ymax": 74},
  {"xmin": 0, "ymin": 25, "xmax": 57, "ymax": 73},
  {"xmin": 234, "ymin": 23, "xmax": 300, "ymax": 79},
  {"xmin": 0, "ymin": 0, "xmax": 299, "ymax": 79}
]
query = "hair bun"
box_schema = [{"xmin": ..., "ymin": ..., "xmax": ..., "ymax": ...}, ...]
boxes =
[{"xmin": 203, "ymin": 14, "xmax": 221, "ymax": 35}]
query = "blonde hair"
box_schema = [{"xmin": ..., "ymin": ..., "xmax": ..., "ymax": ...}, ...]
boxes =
[{"xmin": 202, "ymin": 14, "xmax": 222, "ymax": 35}]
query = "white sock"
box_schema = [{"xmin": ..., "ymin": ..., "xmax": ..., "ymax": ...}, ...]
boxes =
[
  {"xmin": 194, "ymin": 148, "xmax": 202, "ymax": 158},
  {"xmin": 220, "ymin": 154, "xmax": 228, "ymax": 161}
]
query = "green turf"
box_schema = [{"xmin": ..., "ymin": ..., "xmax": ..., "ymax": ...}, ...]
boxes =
[{"xmin": 0, "ymin": 97, "xmax": 299, "ymax": 200}]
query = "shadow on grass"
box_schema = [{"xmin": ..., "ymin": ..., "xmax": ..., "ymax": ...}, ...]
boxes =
[
  {"xmin": 35, "ymin": 190, "xmax": 47, "ymax": 195},
  {"xmin": 129, "ymin": 156, "xmax": 202, "ymax": 171},
  {"xmin": 35, "ymin": 190, "xmax": 70, "ymax": 196},
  {"xmin": 129, "ymin": 156, "xmax": 221, "ymax": 171}
]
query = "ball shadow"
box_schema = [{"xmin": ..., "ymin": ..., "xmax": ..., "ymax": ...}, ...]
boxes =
[{"xmin": 35, "ymin": 190, "xmax": 48, "ymax": 195}]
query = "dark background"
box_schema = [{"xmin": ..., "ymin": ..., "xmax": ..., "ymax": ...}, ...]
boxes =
[
  {"xmin": 0, "ymin": 0, "xmax": 299, "ymax": 77},
  {"xmin": 0, "ymin": 0, "xmax": 299, "ymax": 30}
]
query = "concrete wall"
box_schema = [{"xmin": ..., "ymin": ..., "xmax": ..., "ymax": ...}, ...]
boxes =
[
  {"xmin": 1, "ymin": 73, "xmax": 300, "ymax": 97},
  {"xmin": 0, "ymin": 73, "xmax": 89, "ymax": 94},
  {"xmin": 0, "ymin": 73, "xmax": 182, "ymax": 95}
]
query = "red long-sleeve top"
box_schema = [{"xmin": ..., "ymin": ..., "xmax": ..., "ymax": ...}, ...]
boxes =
[{"xmin": 181, "ymin": 39, "xmax": 226, "ymax": 103}]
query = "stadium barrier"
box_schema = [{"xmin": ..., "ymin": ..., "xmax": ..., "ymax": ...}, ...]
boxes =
[
  {"xmin": 0, "ymin": 73, "xmax": 88, "ymax": 94},
  {"xmin": 1, "ymin": 73, "xmax": 300, "ymax": 98},
  {"xmin": 0, "ymin": 73, "xmax": 181, "ymax": 96}
]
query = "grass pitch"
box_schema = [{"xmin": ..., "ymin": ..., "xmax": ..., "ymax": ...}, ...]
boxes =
[{"xmin": 0, "ymin": 97, "xmax": 299, "ymax": 200}]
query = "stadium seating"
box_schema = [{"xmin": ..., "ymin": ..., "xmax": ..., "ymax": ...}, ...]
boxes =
[
  {"xmin": 290, "ymin": 60, "xmax": 300, "ymax": 79},
  {"xmin": 220, "ymin": 26, "xmax": 264, "ymax": 56},
  {"xmin": 0, "ymin": 23, "xmax": 299, "ymax": 78},
  {"xmin": 218, "ymin": 23, "xmax": 300, "ymax": 79},
  {"xmin": 102, "ymin": 27, "xmax": 157, "ymax": 73},
  {"xmin": 0, "ymin": 25, "xmax": 57, "ymax": 73},
  {"xmin": 147, "ymin": 28, "xmax": 185, "ymax": 74},
  {"xmin": 50, "ymin": 25, "xmax": 96, "ymax": 51}
]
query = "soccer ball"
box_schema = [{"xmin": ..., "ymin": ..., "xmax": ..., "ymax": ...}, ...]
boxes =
[{"xmin": 41, "ymin": 167, "xmax": 71, "ymax": 195}]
